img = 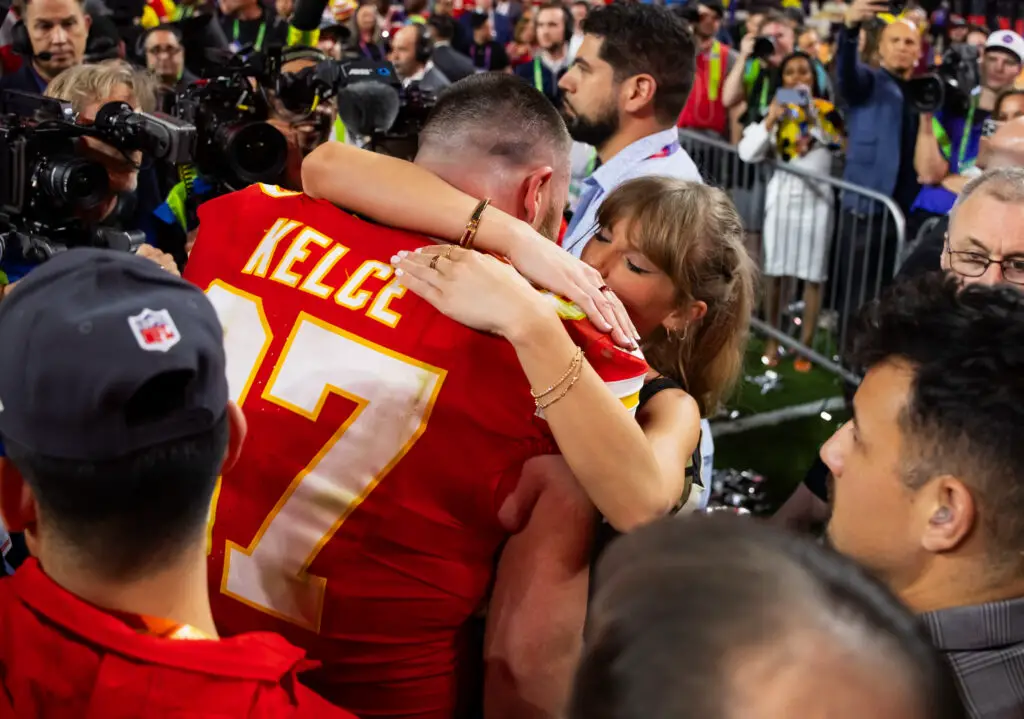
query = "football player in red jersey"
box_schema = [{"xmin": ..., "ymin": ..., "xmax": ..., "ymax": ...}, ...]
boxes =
[
  {"xmin": 0, "ymin": 250, "xmax": 354, "ymax": 718},
  {"xmin": 186, "ymin": 74, "xmax": 662, "ymax": 719}
]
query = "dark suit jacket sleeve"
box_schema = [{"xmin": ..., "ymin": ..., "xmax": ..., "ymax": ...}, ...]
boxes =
[{"xmin": 836, "ymin": 24, "xmax": 875, "ymax": 107}]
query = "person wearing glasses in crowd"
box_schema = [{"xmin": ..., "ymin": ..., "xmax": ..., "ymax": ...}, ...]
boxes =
[{"xmin": 141, "ymin": 25, "xmax": 196, "ymax": 114}]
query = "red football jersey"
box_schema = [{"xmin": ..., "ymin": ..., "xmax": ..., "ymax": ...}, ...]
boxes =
[
  {"xmin": 0, "ymin": 559, "xmax": 352, "ymax": 718},
  {"xmin": 186, "ymin": 184, "xmax": 647, "ymax": 718}
]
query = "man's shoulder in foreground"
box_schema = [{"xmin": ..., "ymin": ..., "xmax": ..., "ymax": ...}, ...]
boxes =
[{"xmin": 0, "ymin": 559, "xmax": 355, "ymax": 718}]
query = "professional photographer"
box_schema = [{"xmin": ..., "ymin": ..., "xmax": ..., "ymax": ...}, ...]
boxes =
[
  {"xmin": 910, "ymin": 31, "xmax": 1024, "ymax": 232},
  {"xmin": 141, "ymin": 24, "xmax": 197, "ymax": 113},
  {"xmin": 265, "ymin": 45, "xmax": 340, "ymax": 191},
  {"xmin": 44, "ymin": 61, "xmax": 165, "ymax": 232},
  {"xmin": 0, "ymin": 0, "xmax": 90, "ymax": 93},
  {"xmin": 722, "ymin": 9, "xmax": 831, "ymax": 124}
]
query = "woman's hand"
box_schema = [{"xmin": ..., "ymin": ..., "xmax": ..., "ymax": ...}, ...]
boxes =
[
  {"xmin": 390, "ymin": 245, "xmax": 558, "ymax": 342},
  {"xmin": 765, "ymin": 99, "xmax": 786, "ymax": 128},
  {"xmin": 502, "ymin": 225, "xmax": 640, "ymax": 347}
]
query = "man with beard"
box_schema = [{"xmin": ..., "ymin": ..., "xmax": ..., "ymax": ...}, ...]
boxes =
[
  {"xmin": 515, "ymin": 3, "xmax": 572, "ymax": 106},
  {"xmin": 558, "ymin": 2, "xmax": 700, "ymax": 258}
]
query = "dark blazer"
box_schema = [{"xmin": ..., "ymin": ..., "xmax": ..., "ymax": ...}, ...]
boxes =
[
  {"xmin": 432, "ymin": 43, "xmax": 476, "ymax": 83},
  {"xmin": 416, "ymin": 65, "xmax": 451, "ymax": 95},
  {"xmin": 835, "ymin": 24, "xmax": 908, "ymax": 213},
  {"xmin": 459, "ymin": 10, "xmax": 512, "ymax": 46},
  {"xmin": 0, "ymin": 64, "xmax": 47, "ymax": 94},
  {"xmin": 514, "ymin": 57, "xmax": 564, "ymax": 107}
]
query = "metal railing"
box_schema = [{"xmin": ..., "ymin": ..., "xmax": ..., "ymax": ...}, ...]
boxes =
[{"xmin": 679, "ymin": 129, "xmax": 907, "ymax": 384}]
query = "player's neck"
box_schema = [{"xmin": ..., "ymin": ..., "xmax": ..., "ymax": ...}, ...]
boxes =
[{"xmin": 42, "ymin": 544, "xmax": 219, "ymax": 638}]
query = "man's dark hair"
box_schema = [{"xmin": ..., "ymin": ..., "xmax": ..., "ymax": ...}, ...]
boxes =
[
  {"xmin": 571, "ymin": 514, "xmax": 966, "ymax": 719},
  {"xmin": 851, "ymin": 274, "xmax": 1024, "ymax": 560},
  {"xmin": 469, "ymin": 11, "xmax": 488, "ymax": 31},
  {"xmin": 580, "ymin": 3, "xmax": 695, "ymax": 124},
  {"xmin": 428, "ymin": 14, "xmax": 456, "ymax": 42},
  {"xmin": 4, "ymin": 413, "xmax": 230, "ymax": 582},
  {"xmin": 419, "ymin": 72, "xmax": 571, "ymax": 165}
]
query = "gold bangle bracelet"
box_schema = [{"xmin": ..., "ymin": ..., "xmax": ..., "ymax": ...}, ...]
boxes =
[
  {"xmin": 459, "ymin": 197, "xmax": 491, "ymax": 250},
  {"xmin": 537, "ymin": 359, "xmax": 583, "ymax": 410},
  {"xmin": 530, "ymin": 346, "xmax": 582, "ymax": 400}
]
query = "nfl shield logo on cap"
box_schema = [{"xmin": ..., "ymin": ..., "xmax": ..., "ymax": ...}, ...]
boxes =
[{"xmin": 128, "ymin": 308, "xmax": 181, "ymax": 353}]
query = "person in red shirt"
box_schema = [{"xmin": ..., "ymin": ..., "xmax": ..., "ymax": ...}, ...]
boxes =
[
  {"xmin": 0, "ymin": 249, "xmax": 354, "ymax": 718},
  {"xmin": 186, "ymin": 73, "xmax": 655, "ymax": 719}
]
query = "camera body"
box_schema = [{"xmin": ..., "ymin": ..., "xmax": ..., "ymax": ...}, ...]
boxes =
[
  {"xmin": 0, "ymin": 91, "xmax": 196, "ymax": 266},
  {"xmin": 906, "ymin": 43, "xmax": 980, "ymax": 114}
]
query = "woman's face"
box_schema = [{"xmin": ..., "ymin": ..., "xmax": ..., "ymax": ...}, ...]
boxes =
[
  {"xmin": 581, "ymin": 220, "xmax": 680, "ymax": 339},
  {"xmin": 782, "ymin": 56, "xmax": 813, "ymax": 89},
  {"xmin": 996, "ymin": 94, "xmax": 1024, "ymax": 123}
]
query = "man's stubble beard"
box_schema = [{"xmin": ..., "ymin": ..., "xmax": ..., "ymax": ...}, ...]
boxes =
[{"xmin": 562, "ymin": 99, "xmax": 619, "ymax": 150}]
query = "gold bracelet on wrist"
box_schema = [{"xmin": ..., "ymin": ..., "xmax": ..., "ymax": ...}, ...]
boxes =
[
  {"xmin": 459, "ymin": 198, "xmax": 491, "ymax": 250},
  {"xmin": 530, "ymin": 347, "xmax": 582, "ymax": 401},
  {"xmin": 537, "ymin": 358, "xmax": 583, "ymax": 410}
]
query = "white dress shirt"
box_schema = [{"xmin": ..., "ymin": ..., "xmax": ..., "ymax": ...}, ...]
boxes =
[{"xmin": 562, "ymin": 126, "xmax": 702, "ymax": 258}]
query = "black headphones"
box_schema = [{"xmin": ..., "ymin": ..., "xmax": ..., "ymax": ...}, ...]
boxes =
[
  {"xmin": 414, "ymin": 23, "xmax": 434, "ymax": 64},
  {"xmin": 11, "ymin": 19, "xmax": 32, "ymax": 57},
  {"xmin": 534, "ymin": 5, "xmax": 574, "ymax": 46},
  {"xmin": 134, "ymin": 23, "xmax": 184, "ymax": 62}
]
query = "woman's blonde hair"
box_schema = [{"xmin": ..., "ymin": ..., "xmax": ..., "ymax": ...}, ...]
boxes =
[
  {"xmin": 44, "ymin": 60, "xmax": 156, "ymax": 115},
  {"xmin": 596, "ymin": 177, "xmax": 758, "ymax": 415}
]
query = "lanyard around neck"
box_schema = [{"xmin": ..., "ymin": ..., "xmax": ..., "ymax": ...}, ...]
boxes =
[
  {"xmin": 471, "ymin": 44, "xmax": 492, "ymax": 70},
  {"xmin": 233, "ymin": 18, "xmax": 266, "ymax": 51},
  {"xmin": 533, "ymin": 57, "xmax": 544, "ymax": 92},
  {"xmin": 707, "ymin": 41, "xmax": 722, "ymax": 102},
  {"xmin": 957, "ymin": 96, "xmax": 978, "ymax": 170}
]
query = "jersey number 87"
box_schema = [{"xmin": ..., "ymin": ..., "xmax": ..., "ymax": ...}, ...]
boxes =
[{"xmin": 206, "ymin": 280, "xmax": 448, "ymax": 633}]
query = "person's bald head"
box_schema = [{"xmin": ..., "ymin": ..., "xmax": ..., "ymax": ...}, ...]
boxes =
[{"xmin": 879, "ymin": 19, "xmax": 921, "ymax": 77}]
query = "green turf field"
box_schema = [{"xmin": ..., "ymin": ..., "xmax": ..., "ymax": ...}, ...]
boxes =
[{"xmin": 712, "ymin": 337, "xmax": 848, "ymax": 507}]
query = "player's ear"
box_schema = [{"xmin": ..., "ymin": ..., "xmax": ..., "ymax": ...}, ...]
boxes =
[
  {"xmin": 0, "ymin": 458, "xmax": 38, "ymax": 534},
  {"xmin": 522, "ymin": 165, "xmax": 554, "ymax": 229},
  {"xmin": 223, "ymin": 402, "xmax": 248, "ymax": 474}
]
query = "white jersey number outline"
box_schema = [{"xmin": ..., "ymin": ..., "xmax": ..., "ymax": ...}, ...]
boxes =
[{"xmin": 206, "ymin": 281, "xmax": 446, "ymax": 632}]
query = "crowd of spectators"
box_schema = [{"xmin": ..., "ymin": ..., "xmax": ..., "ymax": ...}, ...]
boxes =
[{"xmin": 0, "ymin": 0, "xmax": 1023, "ymax": 718}]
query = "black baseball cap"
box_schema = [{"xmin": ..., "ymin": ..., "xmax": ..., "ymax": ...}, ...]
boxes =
[{"xmin": 0, "ymin": 249, "xmax": 228, "ymax": 461}]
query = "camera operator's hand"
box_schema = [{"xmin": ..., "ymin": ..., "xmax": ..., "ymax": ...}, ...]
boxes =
[
  {"xmin": 136, "ymin": 244, "xmax": 180, "ymax": 276},
  {"xmin": 738, "ymin": 33, "xmax": 758, "ymax": 60},
  {"xmin": 845, "ymin": 0, "xmax": 889, "ymax": 27}
]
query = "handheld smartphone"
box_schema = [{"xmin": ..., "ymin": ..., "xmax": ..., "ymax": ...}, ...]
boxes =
[
  {"xmin": 775, "ymin": 87, "xmax": 810, "ymax": 107},
  {"xmin": 888, "ymin": 0, "xmax": 908, "ymax": 14},
  {"xmin": 982, "ymin": 118, "xmax": 998, "ymax": 138}
]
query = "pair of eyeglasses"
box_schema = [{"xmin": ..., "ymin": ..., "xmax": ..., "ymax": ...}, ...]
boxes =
[
  {"xmin": 945, "ymin": 237, "xmax": 1024, "ymax": 284},
  {"xmin": 146, "ymin": 45, "xmax": 183, "ymax": 57}
]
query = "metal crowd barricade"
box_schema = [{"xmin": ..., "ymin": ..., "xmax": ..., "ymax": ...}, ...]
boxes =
[{"xmin": 678, "ymin": 129, "xmax": 907, "ymax": 385}]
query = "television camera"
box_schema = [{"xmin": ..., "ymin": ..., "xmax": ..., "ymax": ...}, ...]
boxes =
[{"xmin": 0, "ymin": 90, "xmax": 196, "ymax": 266}]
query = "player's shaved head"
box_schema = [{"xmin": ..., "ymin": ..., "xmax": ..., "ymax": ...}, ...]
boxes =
[
  {"xmin": 416, "ymin": 72, "xmax": 572, "ymax": 239},
  {"xmin": 419, "ymin": 73, "xmax": 571, "ymax": 167}
]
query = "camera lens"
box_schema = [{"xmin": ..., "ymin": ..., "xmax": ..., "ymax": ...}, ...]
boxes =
[
  {"xmin": 36, "ymin": 156, "xmax": 109, "ymax": 211},
  {"xmin": 907, "ymin": 75, "xmax": 945, "ymax": 114},
  {"xmin": 217, "ymin": 121, "xmax": 288, "ymax": 185},
  {"xmin": 753, "ymin": 36, "xmax": 776, "ymax": 61}
]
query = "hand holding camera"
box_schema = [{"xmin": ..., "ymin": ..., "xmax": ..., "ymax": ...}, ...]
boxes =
[{"xmin": 845, "ymin": 0, "xmax": 892, "ymax": 28}]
